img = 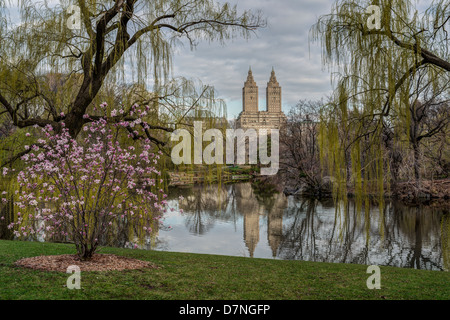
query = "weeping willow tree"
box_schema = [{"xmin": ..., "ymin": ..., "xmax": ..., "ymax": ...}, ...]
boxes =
[
  {"xmin": 311, "ymin": 0, "xmax": 450, "ymax": 204},
  {"xmin": 0, "ymin": 0, "xmax": 264, "ymax": 245},
  {"xmin": 0, "ymin": 0, "xmax": 265, "ymax": 163}
]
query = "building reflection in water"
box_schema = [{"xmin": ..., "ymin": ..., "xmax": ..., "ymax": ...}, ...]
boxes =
[
  {"xmin": 6, "ymin": 180, "xmax": 446, "ymax": 270},
  {"xmin": 234, "ymin": 183, "xmax": 286, "ymax": 258},
  {"xmin": 165, "ymin": 182, "xmax": 447, "ymax": 271}
]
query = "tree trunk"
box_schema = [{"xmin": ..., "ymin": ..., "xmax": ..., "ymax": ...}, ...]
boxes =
[
  {"xmin": 66, "ymin": 77, "xmax": 104, "ymax": 138},
  {"xmin": 413, "ymin": 143, "xmax": 420, "ymax": 177},
  {"xmin": 412, "ymin": 141, "xmax": 422, "ymax": 193}
]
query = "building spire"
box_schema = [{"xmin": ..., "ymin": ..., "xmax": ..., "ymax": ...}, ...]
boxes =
[
  {"xmin": 269, "ymin": 67, "xmax": 277, "ymax": 83},
  {"xmin": 268, "ymin": 67, "xmax": 279, "ymax": 86},
  {"xmin": 245, "ymin": 66, "xmax": 256, "ymax": 86}
]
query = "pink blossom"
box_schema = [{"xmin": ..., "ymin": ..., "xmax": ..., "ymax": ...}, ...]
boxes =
[{"xmin": 8, "ymin": 103, "xmax": 168, "ymax": 259}]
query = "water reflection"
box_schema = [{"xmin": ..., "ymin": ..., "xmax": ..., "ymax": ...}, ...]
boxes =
[
  {"xmin": 161, "ymin": 183, "xmax": 448, "ymax": 271},
  {"xmin": 1, "ymin": 181, "xmax": 448, "ymax": 271}
]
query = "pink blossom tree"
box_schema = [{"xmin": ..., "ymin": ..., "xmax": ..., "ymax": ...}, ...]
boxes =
[{"xmin": 3, "ymin": 103, "xmax": 168, "ymax": 260}]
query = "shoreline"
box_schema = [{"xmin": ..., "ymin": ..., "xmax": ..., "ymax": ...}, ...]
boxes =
[{"xmin": 168, "ymin": 173, "xmax": 449, "ymax": 207}]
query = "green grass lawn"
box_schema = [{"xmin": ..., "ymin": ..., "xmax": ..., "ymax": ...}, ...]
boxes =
[{"xmin": 0, "ymin": 239, "xmax": 448, "ymax": 300}]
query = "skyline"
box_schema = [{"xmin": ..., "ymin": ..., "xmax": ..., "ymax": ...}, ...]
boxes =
[
  {"xmin": 171, "ymin": 0, "xmax": 336, "ymax": 119},
  {"xmin": 3, "ymin": 0, "xmax": 434, "ymax": 120},
  {"xmin": 4, "ymin": 0, "xmax": 334, "ymax": 119}
]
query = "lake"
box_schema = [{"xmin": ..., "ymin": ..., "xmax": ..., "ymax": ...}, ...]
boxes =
[
  {"xmin": 1, "ymin": 181, "xmax": 448, "ymax": 271},
  {"xmin": 144, "ymin": 182, "xmax": 448, "ymax": 271}
]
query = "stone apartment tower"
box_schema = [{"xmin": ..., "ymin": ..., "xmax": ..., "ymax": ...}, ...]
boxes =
[
  {"xmin": 236, "ymin": 68, "xmax": 286, "ymax": 130},
  {"xmin": 242, "ymin": 68, "xmax": 259, "ymax": 113}
]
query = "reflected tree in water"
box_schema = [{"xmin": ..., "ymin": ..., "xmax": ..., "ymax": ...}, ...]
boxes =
[
  {"xmin": 177, "ymin": 184, "xmax": 230, "ymax": 235},
  {"xmin": 165, "ymin": 182, "xmax": 445, "ymax": 270},
  {"xmin": 277, "ymin": 197, "xmax": 446, "ymax": 270}
]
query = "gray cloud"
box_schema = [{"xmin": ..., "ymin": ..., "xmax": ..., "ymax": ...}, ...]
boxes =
[{"xmin": 171, "ymin": 0, "xmax": 336, "ymax": 118}]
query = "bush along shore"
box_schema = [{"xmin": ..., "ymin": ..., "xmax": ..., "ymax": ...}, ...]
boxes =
[{"xmin": 281, "ymin": 176, "xmax": 450, "ymax": 204}]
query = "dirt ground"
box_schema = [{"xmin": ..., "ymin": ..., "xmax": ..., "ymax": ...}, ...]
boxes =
[{"xmin": 15, "ymin": 253, "xmax": 157, "ymax": 272}]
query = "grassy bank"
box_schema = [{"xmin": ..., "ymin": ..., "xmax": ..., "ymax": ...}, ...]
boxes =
[{"xmin": 0, "ymin": 240, "xmax": 448, "ymax": 300}]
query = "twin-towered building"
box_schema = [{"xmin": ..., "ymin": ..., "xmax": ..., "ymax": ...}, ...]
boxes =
[{"xmin": 236, "ymin": 68, "xmax": 287, "ymax": 130}]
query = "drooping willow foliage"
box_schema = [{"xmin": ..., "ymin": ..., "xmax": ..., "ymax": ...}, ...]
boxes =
[
  {"xmin": 0, "ymin": 0, "xmax": 264, "ymax": 177},
  {"xmin": 0, "ymin": 0, "xmax": 264, "ymax": 139},
  {"xmin": 0, "ymin": 0, "xmax": 264, "ymax": 87},
  {"xmin": 311, "ymin": 0, "xmax": 450, "ymax": 208},
  {"xmin": 0, "ymin": 1, "xmax": 264, "ymax": 241}
]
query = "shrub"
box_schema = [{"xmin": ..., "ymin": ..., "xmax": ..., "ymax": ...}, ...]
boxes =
[{"xmin": 3, "ymin": 104, "xmax": 167, "ymax": 260}]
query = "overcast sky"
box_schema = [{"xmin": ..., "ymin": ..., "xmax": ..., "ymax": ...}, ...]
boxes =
[
  {"xmin": 5, "ymin": 0, "xmax": 336, "ymax": 119},
  {"xmin": 5, "ymin": 0, "xmax": 434, "ymax": 119},
  {"xmin": 171, "ymin": 0, "xmax": 336, "ymax": 119}
]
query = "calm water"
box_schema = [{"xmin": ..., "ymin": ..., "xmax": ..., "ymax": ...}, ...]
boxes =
[
  {"xmin": 1, "ymin": 181, "xmax": 448, "ymax": 271},
  {"xmin": 149, "ymin": 182, "xmax": 448, "ymax": 271}
]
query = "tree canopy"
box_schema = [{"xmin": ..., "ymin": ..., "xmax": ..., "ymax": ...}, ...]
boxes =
[
  {"xmin": 0, "ymin": 0, "xmax": 265, "ymax": 139},
  {"xmin": 311, "ymin": 0, "xmax": 449, "ymax": 200}
]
